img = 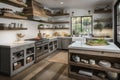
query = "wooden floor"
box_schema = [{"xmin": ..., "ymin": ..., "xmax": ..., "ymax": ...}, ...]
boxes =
[{"xmin": 0, "ymin": 50, "xmax": 76, "ymax": 80}]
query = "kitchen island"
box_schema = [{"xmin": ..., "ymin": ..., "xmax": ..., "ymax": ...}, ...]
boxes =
[{"xmin": 68, "ymin": 41, "xmax": 120, "ymax": 80}]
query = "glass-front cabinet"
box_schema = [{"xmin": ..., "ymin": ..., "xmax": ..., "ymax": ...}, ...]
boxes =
[{"xmin": 114, "ymin": 0, "xmax": 120, "ymax": 48}]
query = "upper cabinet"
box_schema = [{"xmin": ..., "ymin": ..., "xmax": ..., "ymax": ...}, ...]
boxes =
[{"xmin": 0, "ymin": 0, "xmax": 27, "ymax": 8}]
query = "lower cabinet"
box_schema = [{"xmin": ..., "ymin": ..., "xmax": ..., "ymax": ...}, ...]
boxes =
[
  {"xmin": 0, "ymin": 43, "xmax": 35, "ymax": 76},
  {"xmin": 49, "ymin": 38, "xmax": 58, "ymax": 53},
  {"xmin": 58, "ymin": 37, "xmax": 72, "ymax": 49},
  {"xmin": 61, "ymin": 38, "xmax": 72, "ymax": 49}
]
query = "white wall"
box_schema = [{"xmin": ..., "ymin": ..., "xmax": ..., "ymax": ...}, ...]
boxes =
[
  {"xmin": 0, "ymin": 2, "xmax": 114, "ymax": 43},
  {"xmin": 0, "ymin": 18, "xmax": 54, "ymax": 43},
  {"xmin": 0, "ymin": 5, "xmax": 90, "ymax": 43},
  {"xmin": 0, "ymin": 2, "xmax": 54, "ymax": 43}
]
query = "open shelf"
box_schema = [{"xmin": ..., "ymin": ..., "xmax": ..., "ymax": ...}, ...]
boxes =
[
  {"xmin": 94, "ymin": 9, "xmax": 112, "ymax": 14},
  {"xmin": 0, "ymin": 13, "xmax": 27, "ymax": 19},
  {"xmin": 69, "ymin": 71, "xmax": 108, "ymax": 80},
  {"xmin": 26, "ymin": 55, "xmax": 34, "ymax": 64},
  {"xmin": 0, "ymin": 28, "xmax": 27, "ymax": 30},
  {"xmin": 0, "ymin": 0, "xmax": 27, "ymax": 7},
  {"xmin": 38, "ymin": 28, "xmax": 69, "ymax": 30},
  {"xmin": 13, "ymin": 59, "xmax": 24, "ymax": 71},
  {"xmin": 94, "ymin": 18, "xmax": 112, "ymax": 22},
  {"xmin": 70, "ymin": 61, "xmax": 120, "ymax": 73},
  {"xmin": 52, "ymin": 21, "xmax": 69, "ymax": 24},
  {"xmin": 48, "ymin": 13, "xmax": 70, "ymax": 16},
  {"xmin": 30, "ymin": 19, "xmax": 69, "ymax": 24}
]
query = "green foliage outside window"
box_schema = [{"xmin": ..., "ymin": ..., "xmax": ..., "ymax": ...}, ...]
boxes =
[{"xmin": 72, "ymin": 16, "xmax": 92, "ymax": 36}]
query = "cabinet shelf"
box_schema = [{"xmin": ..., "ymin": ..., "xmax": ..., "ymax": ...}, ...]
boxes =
[
  {"xmin": 26, "ymin": 53, "xmax": 34, "ymax": 57},
  {"xmin": 0, "ymin": 13, "xmax": 27, "ymax": 19},
  {"xmin": 0, "ymin": 0, "xmax": 27, "ymax": 8},
  {"xmin": 13, "ymin": 57, "xmax": 24, "ymax": 63},
  {"xmin": 70, "ymin": 61, "xmax": 120, "ymax": 73}
]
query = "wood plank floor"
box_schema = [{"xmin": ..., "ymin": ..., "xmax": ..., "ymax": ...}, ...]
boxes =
[{"xmin": 0, "ymin": 50, "xmax": 76, "ymax": 80}]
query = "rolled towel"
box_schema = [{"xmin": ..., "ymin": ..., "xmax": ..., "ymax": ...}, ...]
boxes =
[{"xmin": 78, "ymin": 70, "xmax": 93, "ymax": 77}]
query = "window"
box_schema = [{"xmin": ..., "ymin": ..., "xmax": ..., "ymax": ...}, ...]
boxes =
[{"xmin": 72, "ymin": 16, "xmax": 93, "ymax": 36}]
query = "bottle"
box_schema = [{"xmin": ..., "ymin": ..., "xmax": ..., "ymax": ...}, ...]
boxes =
[{"xmin": 37, "ymin": 30, "xmax": 42, "ymax": 39}]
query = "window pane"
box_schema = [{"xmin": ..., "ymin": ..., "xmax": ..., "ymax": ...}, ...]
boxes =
[
  {"xmin": 82, "ymin": 17, "xmax": 92, "ymax": 35},
  {"xmin": 72, "ymin": 16, "xmax": 92, "ymax": 36},
  {"xmin": 72, "ymin": 17, "xmax": 82, "ymax": 35}
]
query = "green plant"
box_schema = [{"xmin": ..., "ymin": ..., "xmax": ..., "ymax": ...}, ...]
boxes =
[
  {"xmin": 82, "ymin": 18, "xmax": 91, "ymax": 26},
  {"xmin": 38, "ymin": 24, "xmax": 44, "ymax": 28},
  {"xmin": 94, "ymin": 22, "xmax": 103, "ymax": 31}
]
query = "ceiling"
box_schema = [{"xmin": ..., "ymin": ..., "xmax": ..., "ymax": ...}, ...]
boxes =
[{"xmin": 35, "ymin": 0, "xmax": 114, "ymax": 9}]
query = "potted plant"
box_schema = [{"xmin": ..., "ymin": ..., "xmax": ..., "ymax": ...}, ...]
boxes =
[
  {"xmin": 94, "ymin": 22, "xmax": 103, "ymax": 31},
  {"xmin": 38, "ymin": 24, "xmax": 44, "ymax": 29}
]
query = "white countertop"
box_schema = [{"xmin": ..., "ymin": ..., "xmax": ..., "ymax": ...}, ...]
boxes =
[
  {"xmin": 68, "ymin": 41, "xmax": 120, "ymax": 53},
  {"xmin": 0, "ymin": 41, "xmax": 35, "ymax": 48},
  {"xmin": 72, "ymin": 37, "xmax": 113, "ymax": 41}
]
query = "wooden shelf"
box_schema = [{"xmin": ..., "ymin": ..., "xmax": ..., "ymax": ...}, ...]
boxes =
[
  {"xmin": 31, "ymin": 20, "xmax": 69, "ymax": 24},
  {"xmin": 52, "ymin": 21, "xmax": 69, "ymax": 24},
  {"xmin": 0, "ymin": 28, "xmax": 27, "ymax": 30},
  {"xmin": 38, "ymin": 28, "xmax": 69, "ymax": 30},
  {"xmin": 69, "ymin": 72, "xmax": 108, "ymax": 80},
  {"xmin": 0, "ymin": 13, "xmax": 27, "ymax": 19},
  {"xmin": 48, "ymin": 13, "xmax": 70, "ymax": 16},
  {"xmin": 0, "ymin": 0, "xmax": 27, "ymax": 7},
  {"xmin": 94, "ymin": 18, "xmax": 112, "ymax": 22},
  {"xmin": 94, "ymin": 9, "xmax": 112, "ymax": 14},
  {"xmin": 70, "ymin": 61, "xmax": 120, "ymax": 73},
  {"xmin": 39, "ymin": 21, "xmax": 69, "ymax": 24}
]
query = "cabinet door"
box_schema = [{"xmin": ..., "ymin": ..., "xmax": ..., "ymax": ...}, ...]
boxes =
[
  {"xmin": 58, "ymin": 38, "xmax": 62, "ymax": 49},
  {"xmin": 62, "ymin": 38, "xmax": 72, "ymax": 49}
]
